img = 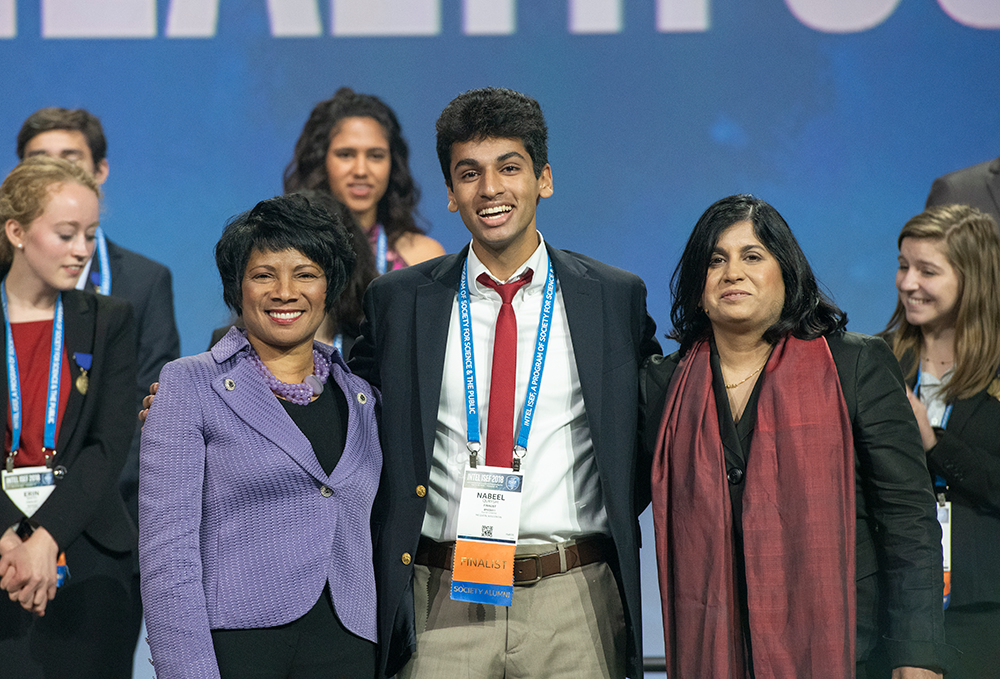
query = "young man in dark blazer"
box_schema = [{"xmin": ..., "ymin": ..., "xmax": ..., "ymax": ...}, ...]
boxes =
[
  {"xmin": 352, "ymin": 88, "xmax": 659, "ymax": 678},
  {"xmin": 15, "ymin": 106, "xmax": 181, "ymax": 650},
  {"xmin": 926, "ymin": 155, "xmax": 1000, "ymax": 225}
]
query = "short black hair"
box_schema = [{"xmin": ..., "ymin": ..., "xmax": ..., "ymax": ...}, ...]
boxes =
[
  {"xmin": 435, "ymin": 87, "xmax": 548, "ymax": 189},
  {"xmin": 215, "ymin": 194, "xmax": 355, "ymax": 317},
  {"xmin": 669, "ymin": 194, "xmax": 847, "ymax": 354},
  {"xmin": 17, "ymin": 107, "xmax": 108, "ymax": 164}
]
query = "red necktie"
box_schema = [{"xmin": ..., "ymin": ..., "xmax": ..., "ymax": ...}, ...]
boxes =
[{"xmin": 477, "ymin": 269, "xmax": 533, "ymax": 468}]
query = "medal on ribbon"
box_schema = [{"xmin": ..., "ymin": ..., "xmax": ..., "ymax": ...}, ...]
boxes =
[{"xmin": 74, "ymin": 352, "xmax": 92, "ymax": 395}]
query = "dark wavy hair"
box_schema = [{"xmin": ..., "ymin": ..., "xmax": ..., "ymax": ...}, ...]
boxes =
[
  {"xmin": 435, "ymin": 87, "xmax": 548, "ymax": 189},
  {"xmin": 17, "ymin": 107, "xmax": 108, "ymax": 165},
  {"xmin": 669, "ymin": 194, "xmax": 847, "ymax": 354},
  {"xmin": 283, "ymin": 88, "xmax": 424, "ymax": 246},
  {"xmin": 216, "ymin": 194, "xmax": 355, "ymax": 317},
  {"xmin": 291, "ymin": 190, "xmax": 378, "ymax": 339}
]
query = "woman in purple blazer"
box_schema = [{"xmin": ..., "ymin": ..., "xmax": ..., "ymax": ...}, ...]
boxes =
[{"xmin": 139, "ymin": 194, "xmax": 382, "ymax": 679}]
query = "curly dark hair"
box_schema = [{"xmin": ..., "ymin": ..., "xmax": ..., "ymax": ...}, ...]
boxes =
[
  {"xmin": 435, "ymin": 87, "xmax": 548, "ymax": 189},
  {"xmin": 216, "ymin": 194, "xmax": 355, "ymax": 317},
  {"xmin": 283, "ymin": 88, "xmax": 424, "ymax": 246},
  {"xmin": 669, "ymin": 194, "xmax": 847, "ymax": 354}
]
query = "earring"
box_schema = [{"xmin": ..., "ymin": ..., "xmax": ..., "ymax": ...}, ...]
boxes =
[{"xmin": 16, "ymin": 243, "xmax": 23, "ymax": 249}]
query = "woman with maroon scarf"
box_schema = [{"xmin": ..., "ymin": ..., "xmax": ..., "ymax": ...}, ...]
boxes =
[{"xmin": 642, "ymin": 195, "xmax": 955, "ymax": 678}]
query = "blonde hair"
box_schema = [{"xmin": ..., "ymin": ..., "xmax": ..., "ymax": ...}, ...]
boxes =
[
  {"xmin": 884, "ymin": 204, "xmax": 1000, "ymax": 401},
  {"xmin": 0, "ymin": 156, "xmax": 101, "ymax": 272}
]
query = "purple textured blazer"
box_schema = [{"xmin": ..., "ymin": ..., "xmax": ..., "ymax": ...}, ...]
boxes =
[{"xmin": 139, "ymin": 328, "xmax": 382, "ymax": 679}]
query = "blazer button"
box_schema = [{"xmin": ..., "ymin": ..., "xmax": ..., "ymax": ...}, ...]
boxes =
[
  {"xmin": 415, "ymin": 485, "xmax": 427, "ymax": 498},
  {"xmin": 401, "ymin": 552, "xmax": 412, "ymax": 565},
  {"xmin": 727, "ymin": 467, "xmax": 744, "ymax": 485},
  {"xmin": 320, "ymin": 485, "xmax": 334, "ymax": 497}
]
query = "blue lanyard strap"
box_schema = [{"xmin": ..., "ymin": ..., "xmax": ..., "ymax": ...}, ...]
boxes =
[
  {"xmin": 2, "ymin": 279, "xmax": 64, "ymax": 470},
  {"xmin": 915, "ymin": 365, "xmax": 953, "ymax": 428},
  {"xmin": 93, "ymin": 227, "xmax": 111, "ymax": 295},
  {"xmin": 915, "ymin": 365, "xmax": 951, "ymax": 491},
  {"xmin": 374, "ymin": 224, "xmax": 388, "ymax": 275},
  {"xmin": 458, "ymin": 257, "xmax": 555, "ymax": 468}
]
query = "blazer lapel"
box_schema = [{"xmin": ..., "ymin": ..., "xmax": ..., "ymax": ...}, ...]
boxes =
[
  {"xmin": 213, "ymin": 358, "xmax": 328, "ymax": 483},
  {"xmin": 55, "ymin": 292, "xmax": 91, "ymax": 454},
  {"xmin": 415, "ymin": 249, "xmax": 465, "ymax": 469},
  {"xmin": 547, "ymin": 245, "xmax": 604, "ymax": 447}
]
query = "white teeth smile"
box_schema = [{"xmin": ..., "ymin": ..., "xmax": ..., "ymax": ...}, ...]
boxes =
[
  {"xmin": 905, "ymin": 298, "xmax": 931, "ymax": 306},
  {"xmin": 269, "ymin": 311, "xmax": 303, "ymax": 320},
  {"xmin": 479, "ymin": 205, "xmax": 512, "ymax": 217}
]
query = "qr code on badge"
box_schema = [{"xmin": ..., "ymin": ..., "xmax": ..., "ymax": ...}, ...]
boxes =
[{"xmin": 482, "ymin": 525, "xmax": 493, "ymax": 538}]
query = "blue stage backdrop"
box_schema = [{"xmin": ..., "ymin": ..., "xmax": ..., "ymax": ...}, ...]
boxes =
[{"xmin": 2, "ymin": 1, "xmax": 998, "ymax": 674}]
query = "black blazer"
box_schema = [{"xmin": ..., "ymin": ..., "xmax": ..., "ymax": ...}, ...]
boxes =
[
  {"xmin": 85, "ymin": 238, "xmax": 180, "ymax": 524},
  {"xmin": 0, "ymin": 291, "xmax": 138, "ymax": 566},
  {"xmin": 902, "ymin": 356, "xmax": 1000, "ymax": 607},
  {"xmin": 351, "ymin": 243, "xmax": 660, "ymax": 678},
  {"xmin": 641, "ymin": 332, "xmax": 954, "ymax": 672},
  {"xmin": 926, "ymin": 156, "xmax": 1000, "ymax": 225}
]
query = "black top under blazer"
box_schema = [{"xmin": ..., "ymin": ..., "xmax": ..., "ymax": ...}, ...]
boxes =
[
  {"xmin": 351, "ymin": 243, "xmax": 660, "ymax": 678},
  {"xmin": 0, "ymin": 290, "xmax": 138, "ymax": 574}
]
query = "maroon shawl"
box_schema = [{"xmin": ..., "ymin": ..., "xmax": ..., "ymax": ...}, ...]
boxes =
[{"xmin": 651, "ymin": 336, "xmax": 856, "ymax": 678}]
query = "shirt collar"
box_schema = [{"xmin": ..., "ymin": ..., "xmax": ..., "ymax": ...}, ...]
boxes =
[{"xmin": 467, "ymin": 232, "xmax": 549, "ymax": 299}]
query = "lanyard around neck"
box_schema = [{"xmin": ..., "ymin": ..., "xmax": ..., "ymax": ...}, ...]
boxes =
[
  {"xmin": 915, "ymin": 365, "xmax": 953, "ymax": 429},
  {"xmin": 458, "ymin": 257, "xmax": 556, "ymax": 470},
  {"xmin": 93, "ymin": 227, "xmax": 111, "ymax": 295},
  {"xmin": 2, "ymin": 279, "xmax": 64, "ymax": 471},
  {"xmin": 374, "ymin": 224, "xmax": 388, "ymax": 275}
]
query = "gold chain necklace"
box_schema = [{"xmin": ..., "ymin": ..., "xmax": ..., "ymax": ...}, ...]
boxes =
[{"xmin": 724, "ymin": 361, "xmax": 766, "ymax": 390}]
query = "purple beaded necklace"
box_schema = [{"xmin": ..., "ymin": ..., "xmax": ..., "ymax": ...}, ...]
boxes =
[{"xmin": 246, "ymin": 346, "xmax": 331, "ymax": 406}]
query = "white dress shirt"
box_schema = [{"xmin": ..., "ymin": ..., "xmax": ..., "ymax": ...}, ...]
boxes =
[{"xmin": 421, "ymin": 234, "xmax": 610, "ymax": 544}]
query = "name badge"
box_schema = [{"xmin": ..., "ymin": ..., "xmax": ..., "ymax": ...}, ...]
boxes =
[
  {"xmin": 451, "ymin": 467, "xmax": 524, "ymax": 607},
  {"xmin": 2, "ymin": 465, "xmax": 55, "ymax": 517},
  {"xmin": 937, "ymin": 496, "xmax": 951, "ymax": 610}
]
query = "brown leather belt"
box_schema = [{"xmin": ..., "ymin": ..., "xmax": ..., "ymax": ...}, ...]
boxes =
[{"xmin": 415, "ymin": 536, "xmax": 613, "ymax": 585}]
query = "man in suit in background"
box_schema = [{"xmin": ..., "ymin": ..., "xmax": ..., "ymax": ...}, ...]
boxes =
[
  {"xmin": 352, "ymin": 87, "xmax": 659, "ymax": 678},
  {"xmin": 15, "ymin": 106, "xmax": 181, "ymax": 656},
  {"xmin": 926, "ymin": 156, "xmax": 1000, "ymax": 225}
]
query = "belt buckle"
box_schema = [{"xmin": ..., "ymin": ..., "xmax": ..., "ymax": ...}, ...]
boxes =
[{"xmin": 515, "ymin": 553, "xmax": 543, "ymax": 585}]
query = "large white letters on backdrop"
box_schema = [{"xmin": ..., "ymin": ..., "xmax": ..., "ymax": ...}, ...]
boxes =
[{"xmin": 0, "ymin": 0, "xmax": 996, "ymax": 38}]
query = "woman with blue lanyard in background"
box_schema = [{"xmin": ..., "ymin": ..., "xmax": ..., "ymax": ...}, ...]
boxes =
[
  {"xmin": 284, "ymin": 87, "xmax": 444, "ymax": 273},
  {"xmin": 0, "ymin": 157, "xmax": 137, "ymax": 678},
  {"xmin": 210, "ymin": 89, "xmax": 444, "ymax": 356},
  {"xmin": 884, "ymin": 204, "xmax": 1000, "ymax": 678}
]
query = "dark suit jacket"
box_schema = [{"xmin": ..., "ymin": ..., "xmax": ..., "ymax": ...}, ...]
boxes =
[
  {"xmin": 85, "ymin": 238, "xmax": 180, "ymax": 525},
  {"xmin": 926, "ymin": 156, "xmax": 1000, "ymax": 225},
  {"xmin": 901, "ymin": 356, "xmax": 1000, "ymax": 607},
  {"xmin": 641, "ymin": 332, "xmax": 954, "ymax": 672},
  {"xmin": 351, "ymin": 243, "xmax": 660, "ymax": 678},
  {"xmin": 0, "ymin": 291, "xmax": 138, "ymax": 574}
]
